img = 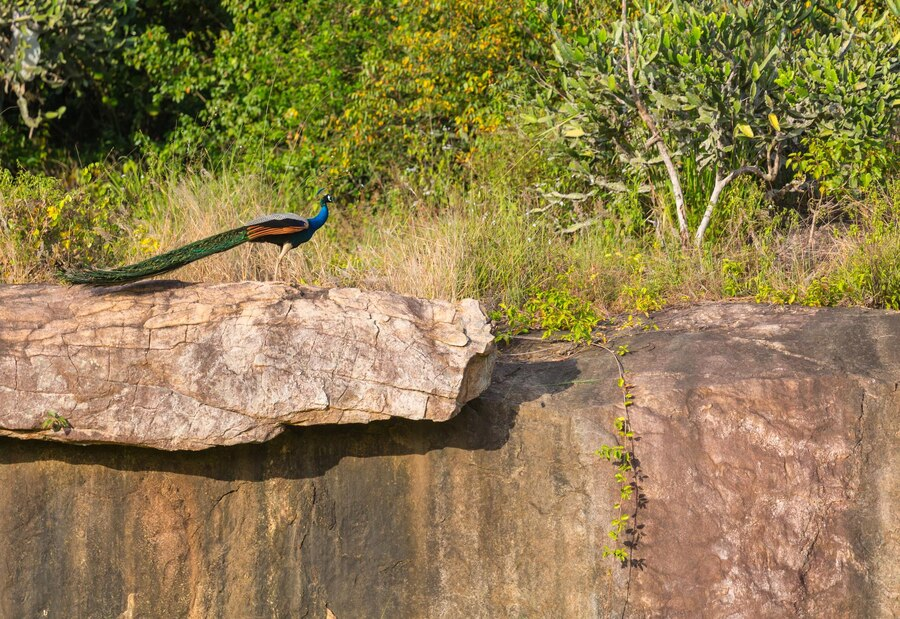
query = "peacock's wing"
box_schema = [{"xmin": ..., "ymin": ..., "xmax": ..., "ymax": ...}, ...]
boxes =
[
  {"xmin": 245, "ymin": 213, "xmax": 310, "ymax": 242},
  {"xmin": 59, "ymin": 227, "xmax": 250, "ymax": 286}
]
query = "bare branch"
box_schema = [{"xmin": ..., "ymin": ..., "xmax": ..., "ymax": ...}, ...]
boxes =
[
  {"xmin": 620, "ymin": 0, "xmax": 690, "ymax": 246},
  {"xmin": 694, "ymin": 141, "xmax": 784, "ymax": 245},
  {"xmin": 765, "ymin": 141, "xmax": 782, "ymax": 182}
]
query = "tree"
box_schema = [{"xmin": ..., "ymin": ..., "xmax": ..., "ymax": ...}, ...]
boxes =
[
  {"xmin": 128, "ymin": 0, "xmax": 550, "ymax": 190},
  {"xmin": 1, "ymin": 1, "xmax": 129, "ymax": 136},
  {"xmin": 545, "ymin": 0, "xmax": 900, "ymax": 246}
]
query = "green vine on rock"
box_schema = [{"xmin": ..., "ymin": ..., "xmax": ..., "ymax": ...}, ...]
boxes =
[{"xmin": 594, "ymin": 340, "xmax": 645, "ymax": 573}]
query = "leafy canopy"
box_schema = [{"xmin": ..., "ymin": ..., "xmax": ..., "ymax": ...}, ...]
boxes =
[{"xmin": 128, "ymin": 0, "xmax": 550, "ymax": 192}]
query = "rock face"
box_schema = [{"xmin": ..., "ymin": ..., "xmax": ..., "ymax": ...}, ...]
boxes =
[
  {"xmin": 0, "ymin": 303, "xmax": 897, "ymax": 617},
  {"xmin": 0, "ymin": 282, "xmax": 495, "ymax": 450}
]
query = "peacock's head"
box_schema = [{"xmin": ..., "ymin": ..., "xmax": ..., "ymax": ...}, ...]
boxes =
[{"xmin": 316, "ymin": 188, "xmax": 335, "ymax": 206}]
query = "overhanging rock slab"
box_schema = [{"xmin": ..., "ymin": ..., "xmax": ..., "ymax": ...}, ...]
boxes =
[{"xmin": 0, "ymin": 282, "xmax": 495, "ymax": 450}]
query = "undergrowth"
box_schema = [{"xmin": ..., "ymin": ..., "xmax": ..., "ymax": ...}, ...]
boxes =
[{"xmin": 1, "ymin": 135, "xmax": 899, "ymax": 318}]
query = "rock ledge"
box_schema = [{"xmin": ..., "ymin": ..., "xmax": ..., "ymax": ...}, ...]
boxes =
[{"xmin": 0, "ymin": 282, "xmax": 495, "ymax": 450}]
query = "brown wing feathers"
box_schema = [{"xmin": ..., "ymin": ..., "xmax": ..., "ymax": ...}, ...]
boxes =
[{"xmin": 246, "ymin": 223, "xmax": 308, "ymax": 240}]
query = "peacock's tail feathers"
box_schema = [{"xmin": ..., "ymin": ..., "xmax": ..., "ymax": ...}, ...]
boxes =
[{"xmin": 59, "ymin": 227, "xmax": 250, "ymax": 286}]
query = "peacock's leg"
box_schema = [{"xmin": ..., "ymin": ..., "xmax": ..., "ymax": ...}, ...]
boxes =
[{"xmin": 273, "ymin": 242, "xmax": 292, "ymax": 281}]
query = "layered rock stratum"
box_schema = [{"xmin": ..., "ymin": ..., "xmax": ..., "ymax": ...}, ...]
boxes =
[{"xmin": 0, "ymin": 295, "xmax": 896, "ymax": 617}]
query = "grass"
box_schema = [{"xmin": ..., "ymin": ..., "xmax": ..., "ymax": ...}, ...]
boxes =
[
  {"xmin": 116, "ymin": 173, "xmax": 565, "ymax": 307},
  {"xmin": 1, "ymin": 137, "xmax": 899, "ymax": 320}
]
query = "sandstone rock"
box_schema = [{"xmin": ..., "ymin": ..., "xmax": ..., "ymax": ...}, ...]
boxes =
[
  {"xmin": 620, "ymin": 304, "xmax": 899, "ymax": 617},
  {"xmin": 0, "ymin": 303, "xmax": 896, "ymax": 617},
  {"xmin": 0, "ymin": 282, "xmax": 495, "ymax": 450}
]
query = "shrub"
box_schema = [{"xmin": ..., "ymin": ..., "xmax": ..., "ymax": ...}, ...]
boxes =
[
  {"xmin": 541, "ymin": 0, "xmax": 900, "ymax": 246},
  {"xmin": 0, "ymin": 1, "xmax": 129, "ymax": 133},
  {"xmin": 126, "ymin": 0, "xmax": 553, "ymax": 195},
  {"xmin": 0, "ymin": 165, "xmax": 130, "ymax": 281},
  {"xmin": 491, "ymin": 283, "xmax": 603, "ymax": 343},
  {"xmin": 337, "ymin": 0, "xmax": 547, "ymax": 181},
  {"xmin": 126, "ymin": 0, "xmax": 392, "ymax": 179}
]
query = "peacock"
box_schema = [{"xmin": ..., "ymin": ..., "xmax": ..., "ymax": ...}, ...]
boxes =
[{"xmin": 60, "ymin": 190, "xmax": 334, "ymax": 286}]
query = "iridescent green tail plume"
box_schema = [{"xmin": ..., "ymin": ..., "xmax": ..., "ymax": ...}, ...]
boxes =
[{"xmin": 59, "ymin": 227, "xmax": 250, "ymax": 285}]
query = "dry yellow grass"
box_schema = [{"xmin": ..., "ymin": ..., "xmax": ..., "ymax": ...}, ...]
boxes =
[
  {"xmin": 127, "ymin": 176, "xmax": 552, "ymax": 305},
  {"xmin": 2, "ymin": 167, "xmax": 898, "ymax": 313}
]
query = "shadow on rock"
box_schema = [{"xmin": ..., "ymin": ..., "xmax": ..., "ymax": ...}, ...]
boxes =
[
  {"xmin": 88, "ymin": 279, "xmax": 194, "ymax": 296},
  {"xmin": 0, "ymin": 357, "xmax": 580, "ymax": 482}
]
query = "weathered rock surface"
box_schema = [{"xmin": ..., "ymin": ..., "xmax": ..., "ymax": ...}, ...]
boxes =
[
  {"xmin": 0, "ymin": 303, "xmax": 897, "ymax": 617},
  {"xmin": 0, "ymin": 282, "xmax": 495, "ymax": 450}
]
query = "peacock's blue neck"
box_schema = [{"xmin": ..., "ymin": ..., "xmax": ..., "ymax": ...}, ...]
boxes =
[{"xmin": 308, "ymin": 201, "xmax": 329, "ymax": 230}]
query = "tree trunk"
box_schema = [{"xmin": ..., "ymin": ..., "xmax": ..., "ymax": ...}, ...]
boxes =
[
  {"xmin": 695, "ymin": 145, "xmax": 782, "ymax": 246},
  {"xmin": 695, "ymin": 175, "xmax": 730, "ymax": 245},
  {"xmin": 621, "ymin": 0, "xmax": 690, "ymax": 246}
]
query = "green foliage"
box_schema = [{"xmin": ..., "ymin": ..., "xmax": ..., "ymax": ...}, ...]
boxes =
[
  {"xmin": 615, "ymin": 251, "xmax": 665, "ymax": 311},
  {"xmin": 789, "ymin": 134, "xmax": 897, "ymax": 196},
  {"xmin": 338, "ymin": 0, "xmax": 547, "ymax": 179},
  {"xmin": 41, "ymin": 410, "xmax": 71, "ymax": 432},
  {"xmin": 541, "ymin": 0, "xmax": 900, "ymax": 243},
  {"xmin": 122, "ymin": 0, "xmax": 554, "ymax": 193},
  {"xmin": 491, "ymin": 285, "xmax": 602, "ymax": 343},
  {"xmin": 846, "ymin": 247, "xmax": 900, "ymax": 309},
  {"xmin": 595, "ymin": 347, "xmax": 641, "ymax": 567},
  {"xmin": 833, "ymin": 187, "xmax": 900, "ymax": 309},
  {"xmin": 0, "ymin": 0, "xmax": 129, "ymax": 135},
  {"xmin": 721, "ymin": 259, "xmax": 746, "ymax": 297},
  {"xmin": 128, "ymin": 0, "xmax": 391, "ymax": 181},
  {"xmin": 621, "ymin": 284, "xmax": 662, "ymax": 313},
  {"xmin": 0, "ymin": 1, "xmax": 235, "ymax": 166},
  {"xmin": 0, "ymin": 164, "xmax": 130, "ymax": 279},
  {"xmin": 0, "ymin": 0, "xmax": 897, "ymax": 332},
  {"xmin": 782, "ymin": 3, "xmax": 900, "ymax": 194},
  {"xmin": 0, "ymin": 0, "xmax": 559, "ymax": 185}
]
